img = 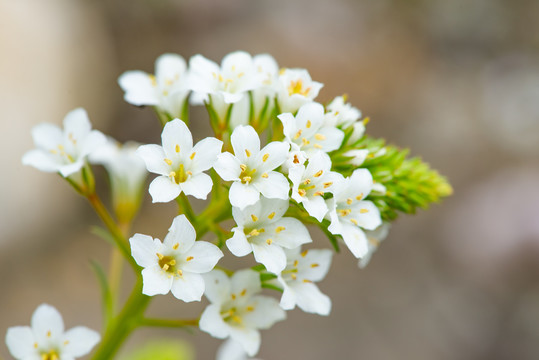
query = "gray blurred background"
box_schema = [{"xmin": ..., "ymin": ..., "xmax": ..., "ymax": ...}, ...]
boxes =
[{"xmin": 2, "ymin": 0, "xmax": 539, "ymax": 359}]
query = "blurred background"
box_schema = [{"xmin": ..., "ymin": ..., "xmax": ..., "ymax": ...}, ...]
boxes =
[{"xmin": 1, "ymin": 0, "xmax": 539, "ymax": 359}]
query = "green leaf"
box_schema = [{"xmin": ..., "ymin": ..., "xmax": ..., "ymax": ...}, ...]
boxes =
[{"xmin": 89, "ymin": 260, "xmax": 113, "ymax": 328}]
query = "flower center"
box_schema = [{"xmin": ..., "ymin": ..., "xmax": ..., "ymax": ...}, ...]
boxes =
[
  {"xmin": 41, "ymin": 350, "xmax": 60, "ymax": 360},
  {"xmin": 288, "ymin": 79, "xmax": 311, "ymax": 96},
  {"xmin": 157, "ymin": 253, "xmax": 177, "ymax": 274},
  {"xmin": 239, "ymin": 164, "xmax": 257, "ymax": 184},
  {"xmin": 169, "ymin": 164, "xmax": 192, "ymax": 185}
]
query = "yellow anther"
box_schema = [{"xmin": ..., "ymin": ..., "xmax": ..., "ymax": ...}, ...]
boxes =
[
  {"xmin": 238, "ymin": 72, "xmax": 245, "ymax": 78},
  {"xmin": 245, "ymin": 149, "xmax": 251, "ymax": 157},
  {"xmin": 363, "ymin": 117, "xmax": 370, "ymax": 125},
  {"xmin": 34, "ymin": 343, "xmax": 38, "ymax": 349},
  {"xmin": 232, "ymin": 315, "xmax": 243, "ymax": 324},
  {"xmin": 314, "ymin": 170, "xmax": 323, "ymax": 177},
  {"xmin": 323, "ymin": 182, "xmax": 333, "ymax": 188},
  {"xmin": 262, "ymin": 153, "xmax": 269, "ymax": 162},
  {"xmin": 302, "ymin": 137, "xmax": 310, "ymax": 146},
  {"xmin": 178, "ymin": 269, "xmax": 183, "ymax": 276},
  {"xmin": 303, "ymin": 179, "xmax": 311, "ymax": 185},
  {"xmin": 339, "ymin": 209, "xmax": 352, "ymax": 216},
  {"xmin": 246, "ymin": 306, "xmax": 254, "ymax": 312},
  {"xmin": 314, "ymin": 191, "xmax": 324, "ymax": 196},
  {"xmin": 212, "ymin": 72, "xmax": 217, "ymax": 79},
  {"xmin": 261, "ymin": 172, "xmax": 268, "ymax": 178},
  {"xmin": 314, "ymin": 144, "xmax": 323, "ymax": 149},
  {"xmin": 165, "ymin": 78, "xmax": 173, "ymax": 86},
  {"xmin": 294, "ymin": 260, "xmax": 298, "ymax": 267},
  {"xmin": 175, "ymin": 144, "xmax": 180, "ymax": 153},
  {"xmin": 162, "ymin": 264, "xmax": 169, "ymax": 271},
  {"xmin": 266, "ymin": 238, "xmax": 273, "ymax": 245},
  {"xmin": 347, "ymin": 198, "xmax": 353, "ymax": 205},
  {"xmin": 298, "ymin": 189, "xmax": 306, "ymax": 197},
  {"xmin": 275, "ymin": 226, "xmax": 285, "ymax": 233},
  {"xmin": 241, "ymin": 288, "xmax": 247, "ymax": 296},
  {"xmin": 164, "ymin": 158, "xmax": 172, "ymax": 165},
  {"xmin": 218, "ymin": 74, "xmax": 224, "ymax": 82},
  {"xmin": 268, "ymin": 212, "xmax": 275, "ymax": 219},
  {"xmin": 311, "ymin": 263, "xmax": 319, "ymax": 268},
  {"xmin": 190, "ymin": 152, "xmax": 196, "ymax": 160},
  {"xmin": 187, "ymin": 171, "xmax": 192, "ymax": 176},
  {"xmin": 360, "ymin": 208, "xmax": 369, "ymax": 214},
  {"xmin": 169, "ymin": 171, "xmax": 176, "ymax": 179},
  {"xmin": 156, "ymin": 253, "xmax": 164, "ymax": 260},
  {"xmin": 49, "ymin": 149, "xmax": 58, "ymax": 154},
  {"xmin": 306, "ymin": 120, "xmax": 312, "ymax": 128},
  {"xmin": 169, "ymin": 259, "xmax": 176, "ymax": 266},
  {"xmin": 186, "ymin": 256, "xmax": 194, "ymax": 261},
  {"xmin": 303, "ymin": 279, "xmax": 313, "ymax": 283},
  {"xmin": 301, "ymin": 250, "xmax": 308, "ymax": 257},
  {"xmin": 291, "ymin": 273, "xmax": 297, "ymax": 280},
  {"xmin": 259, "ymin": 228, "xmax": 265, "ymax": 233},
  {"xmin": 350, "ymin": 218, "xmax": 358, "ymax": 225},
  {"xmin": 231, "ymin": 294, "xmax": 236, "ymax": 300},
  {"xmin": 293, "ymin": 154, "xmax": 300, "ymax": 164},
  {"xmin": 356, "ymin": 193, "xmax": 364, "ymax": 200},
  {"xmin": 172, "ymin": 243, "xmax": 180, "ymax": 250},
  {"xmin": 314, "ymin": 133, "xmax": 326, "ymax": 141},
  {"xmin": 242, "ymin": 176, "xmax": 251, "ymax": 183},
  {"xmin": 251, "ymin": 214, "xmax": 258, "ymax": 222},
  {"xmin": 240, "ymin": 164, "xmax": 247, "ymax": 172},
  {"xmin": 64, "ymin": 340, "xmax": 69, "ymax": 345},
  {"xmin": 162, "ymin": 90, "xmax": 169, "ymax": 96},
  {"xmin": 249, "ymin": 229, "xmax": 260, "ymax": 236},
  {"xmin": 149, "ymin": 74, "xmax": 157, "ymax": 86},
  {"xmin": 294, "ymin": 129, "xmax": 302, "ymax": 140},
  {"xmin": 57, "ymin": 144, "xmax": 64, "ymax": 151}
]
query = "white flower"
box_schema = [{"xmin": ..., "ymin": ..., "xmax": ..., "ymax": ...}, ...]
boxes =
[
  {"xmin": 278, "ymin": 247, "xmax": 333, "ymax": 315},
  {"xmin": 22, "ymin": 108, "xmax": 106, "ymax": 177},
  {"xmin": 326, "ymin": 169, "xmax": 382, "ymax": 258},
  {"xmin": 278, "ymin": 102, "xmax": 344, "ymax": 158},
  {"xmin": 136, "ymin": 119, "xmax": 222, "ymax": 202},
  {"xmin": 289, "ymin": 151, "xmax": 343, "ymax": 222},
  {"xmin": 89, "ymin": 138, "xmax": 147, "ymax": 221},
  {"xmin": 129, "ymin": 214, "xmax": 223, "ymax": 302},
  {"xmin": 118, "ymin": 53, "xmax": 190, "ymax": 118},
  {"xmin": 324, "ymin": 96, "xmax": 362, "ymax": 128},
  {"xmin": 217, "ymin": 339, "xmax": 262, "ymax": 360},
  {"xmin": 276, "ymin": 68, "xmax": 323, "ymax": 113},
  {"xmin": 214, "ymin": 125, "xmax": 290, "ymax": 210},
  {"xmin": 5, "ymin": 303, "xmax": 100, "ymax": 360},
  {"xmin": 199, "ymin": 269, "xmax": 286, "ymax": 356},
  {"xmin": 251, "ymin": 54, "xmax": 279, "ymax": 121},
  {"xmin": 227, "ymin": 197, "xmax": 312, "ymax": 274},
  {"xmin": 359, "ymin": 223, "xmax": 390, "ymax": 268},
  {"xmin": 342, "ymin": 149, "xmax": 370, "ymax": 167}
]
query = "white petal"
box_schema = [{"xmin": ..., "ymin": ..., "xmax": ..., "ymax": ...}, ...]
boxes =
[
  {"xmin": 148, "ymin": 176, "xmax": 182, "ymax": 203},
  {"xmin": 221, "ymin": 91, "xmax": 245, "ymax": 104},
  {"xmin": 31, "ymin": 123, "xmax": 62, "ymax": 150},
  {"xmin": 303, "ymin": 196, "xmax": 329, "ymax": 222},
  {"xmin": 230, "ymin": 269, "xmax": 261, "ymax": 297},
  {"xmin": 22, "ymin": 149, "xmax": 60, "ymax": 173},
  {"xmin": 58, "ymin": 160, "xmax": 85, "ymax": 177},
  {"xmin": 156, "ymin": 53, "xmax": 186, "ymax": 84},
  {"xmin": 242, "ymin": 295, "xmax": 286, "ymax": 329},
  {"xmin": 217, "ymin": 339, "xmax": 250, "ymax": 360},
  {"xmin": 251, "ymin": 242, "xmax": 287, "ymax": 274},
  {"xmin": 63, "ymin": 108, "xmax": 91, "ymax": 142},
  {"xmin": 190, "ymin": 137, "xmax": 223, "ymax": 173},
  {"xmin": 161, "ymin": 119, "xmax": 193, "ymax": 157},
  {"xmin": 170, "ymin": 272, "xmax": 205, "ymax": 302},
  {"xmin": 266, "ymin": 218, "xmax": 312, "ymax": 249},
  {"xmin": 253, "ymin": 172, "xmax": 289, "ymax": 200},
  {"xmin": 163, "ymin": 214, "xmax": 196, "ymax": 252},
  {"xmin": 180, "ymin": 173, "xmax": 213, "ymax": 200},
  {"xmin": 228, "ymin": 328, "xmax": 260, "ymax": 357},
  {"xmin": 31, "ymin": 304, "xmax": 64, "ymax": 345},
  {"xmin": 256, "ymin": 141, "xmax": 289, "ymax": 172},
  {"xmin": 340, "ymin": 224, "xmax": 369, "ymax": 258},
  {"xmin": 309, "ymin": 126, "xmax": 344, "ymax": 154},
  {"xmin": 118, "ymin": 71, "xmax": 158, "ymax": 106},
  {"xmin": 182, "ymin": 241, "xmax": 223, "ymax": 273},
  {"xmin": 203, "ymin": 270, "xmax": 231, "ymax": 304},
  {"xmin": 62, "ymin": 327, "xmax": 100, "ymax": 357},
  {"xmin": 80, "ymin": 130, "xmax": 107, "ymax": 158},
  {"xmin": 297, "ymin": 249, "xmax": 332, "ymax": 282},
  {"xmin": 214, "ymin": 152, "xmax": 241, "ymax": 181},
  {"xmin": 291, "ymin": 282, "xmax": 331, "ymax": 315},
  {"xmin": 229, "ymin": 182, "xmax": 260, "ymax": 210},
  {"xmin": 141, "ymin": 265, "xmax": 173, "ymax": 296},
  {"xmin": 335, "ymin": 168, "xmax": 373, "ymax": 202},
  {"xmin": 129, "ymin": 234, "xmax": 159, "ymax": 268},
  {"xmin": 279, "ymin": 282, "xmax": 296, "ymax": 310},
  {"xmin": 226, "ymin": 230, "xmax": 253, "ymax": 257},
  {"xmin": 230, "ymin": 126, "xmax": 260, "ymax": 163},
  {"xmin": 352, "ymin": 201, "xmax": 382, "ymax": 230},
  {"xmin": 5, "ymin": 326, "xmax": 36, "ymax": 359},
  {"xmin": 199, "ymin": 304, "xmax": 230, "ymax": 339},
  {"xmin": 136, "ymin": 144, "xmax": 169, "ymax": 175}
]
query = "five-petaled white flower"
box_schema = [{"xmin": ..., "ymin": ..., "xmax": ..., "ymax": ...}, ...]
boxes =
[
  {"xmin": 199, "ymin": 269, "xmax": 286, "ymax": 356},
  {"xmin": 22, "ymin": 108, "xmax": 106, "ymax": 177},
  {"xmin": 217, "ymin": 339, "xmax": 261, "ymax": 360},
  {"xmin": 324, "ymin": 96, "xmax": 362, "ymax": 128},
  {"xmin": 278, "ymin": 247, "xmax": 333, "ymax": 315},
  {"xmin": 6, "ymin": 303, "xmax": 100, "ymax": 360},
  {"xmin": 129, "ymin": 214, "xmax": 223, "ymax": 302},
  {"xmin": 214, "ymin": 125, "xmax": 290, "ymax": 210},
  {"xmin": 289, "ymin": 151, "xmax": 343, "ymax": 222},
  {"xmin": 326, "ymin": 169, "xmax": 382, "ymax": 258},
  {"xmin": 276, "ymin": 68, "xmax": 323, "ymax": 114},
  {"xmin": 118, "ymin": 53, "xmax": 190, "ymax": 118},
  {"xmin": 137, "ymin": 119, "xmax": 223, "ymax": 202},
  {"xmin": 227, "ymin": 197, "xmax": 312, "ymax": 274},
  {"xmin": 278, "ymin": 102, "xmax": 344, "ymax": 158}
]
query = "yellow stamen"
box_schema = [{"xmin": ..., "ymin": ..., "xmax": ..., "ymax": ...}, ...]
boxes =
[
  {"xmin": 241, "ymin": 288, "xmax": 247, "ymax": 296},
  {"xmin": 360, "ymin": 208, "xmax": 369, "ymax": 214},
  {"xmin": 301, "ymin": 250, "xmax": 308, "ymax": 257},
  {"xmin": 162, "ymin": 264, "xmax": 169, "ymax": 271},
  {"xmin": 262, "ymin": 153, "xmax": 269, "ymax": 162},
  {"xmin": 175, "ymin": 144, "xmax": 180, "ymax": 153},
  {"xmin": 311, "ymin": 263, "xmax": 319, "ymax": 268},
  {"xmin": 249, "ymin": 229, "xmax": 260, "ymax": 236},
  {"xmin": 347, "ymin": 198, "xmax": 353, "ymax": 205},
  {"xmin": 314, "ymin": 170, "xmax": 323, "ymax": 177},
  {"xmin": 186, "ymin": 256, "xmax": 194, "ymax": 261},
  {"xmin": 251, "ymin": 214, "xmax": 258, "ymax": 222},
  {"xmin": 164, "ymin": 158, "xmax": 172, "ymax": 165},
  {"xmin": 190, "ymin": 152, "xmax": 196, "ymax": 160},
  {"xmin": 298, "ymin": 189, "xmax": 306, "ymax": 197},
  {"xmin": 323, "ymin": 182, "xmax": 333, "ymax": 188},
  {"xmin": 306, "ymin": 120, "xmax": 312, "ymax": 128},
  {"xmin": 173, "ymin": 243, "xmax": 179, "ymax": 250},
  {"xmin": 268, "ymin": 212, "xmax": 275, "ymax": 219},
  {"xmin": 245, "ymin": 149, "xmax": 251, "ymax": 157},
  {"xmin": 291, "ymin": 273, "xmax": 297, "ymax": 280},
  {"xmin": 356, "ymin": 193, "xmax": 364, "ymax": 200},
  {"xmin": 315, "ymin": 133, "xmax": 326, "ymax": 140},
  {"xmin": 294, "ymin": 260, "xmax": 299, "ymax": 267},
  {"xmin": 242, "ymin": 176, "xmax": 251, "ymax": 183},
  {"xmin": 177, "ymin": 269, "xmax": 183, "ymax": 276},
  {"xmin": 246, "ymin": 306, "xmax": 254, "ymax": 312},
  {"xmin": 149, "ymin": 74, "xmax": 157, "ymax": 86},
  {"xmin": 303, "ymin": 279, "xmax": 313, "ymax": 283},
  {"xmin": 303, "ymin": 179, "xmax": 311, "ymax": 185},
  {"xmin": 350, "ymin": 219, "xmax": 358, "ymax": 225},
  {"xmin": 156, "ymin": 253, "xmax": 164, "ymax": 260},
  {"xmin": 262, "ymin": 172, "xmax": 268, "ymax": 178},
  {"xmin": 302, "ymin": 137, "xmax": 310, "ymax": 146},
  {"xmin": 294, "ymin": 129, "xmax": 302, "ymax": 140},
  {"xmin": 275, "ymin": 226, "xmax": 285, "ymax": 233},
  {"xmin": 231, "ymin": 294, "xmax": 236, "ymax": 300},
  {"xmin": 240, "ymin": 164, "xmax": 247, "ymax": 172},
  {"xmin": 266, "ymin": 238, "xmax": 273, "ymax": 245},
  {"xmin": 314, "ymin": 191, "xmax": 324, "ymax": 196},
  {"xmin": 314, "ymin": 144, "xmax": 323, "ymax": 149}
]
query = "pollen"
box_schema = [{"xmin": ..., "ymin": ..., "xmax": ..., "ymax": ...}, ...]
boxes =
[
  {"xmin": 268, "ymin": 212, "xmax": 276, "ymax": 219},
  {"xmin": 246, "ymin": 306, "xmax": 254, "ymax": 312},
  {"xmin": 262, "ymin": 153, "xmax": 269, "ymax": 162},
  {"xmin": 218, "ymin": 74, "xmax": 224, "ymax": 82},
  {"xmin": 162, "ymin": 264, "xmax": 170, "ymax": 271},
  {"xmin": 249, "ymin": 229, "xmax": 260, "ymax": 236},
  {"xmin": 177, "ymin": 269, "xmax": 183, "ymax": 276},
  {"xmin": 190, "ymin": 152, "xmax": 196, "ymax": 160},
  {"xmin": 303, "ymin": 279, "xmax": 313, "ymax": 283},
  {"xmin": 240, "ymin": 164, "xmax": 247, "ymax": 172},
  {"xmin": 64, "ymin": 340, "xmax": 69, "ymax": 345},
  {"xmin": 339, "ymin": 209, "xmax": 352, "ymax": 216},
  {"xmin": 294, "ymin": 260, "xmax": 299, "ymax": 267},
  {"xmin": 245, "ymin": 149, "xmax": 251, "ymax": 157},
  {"xmin": 294, "ymin": 129, "xmax": 302, "ymax": 140},
  {"xmin": 314, "ymin": 170, "xmax": 323, "ymax": 177},
  {"xmin": 350, "ymin": 218, "xmax": 358, "ymax": 225},
  {"xmin": 241, "ymin": 288, "xmax": 247, "ymax": 296},
  {"xmin": 173, "ymin": 243, "xmax": 179, "ymax": 250},
  {"xmin": 149, "ymin": 74, "xmax": 157, "ymax": 86},
  {"xmin": 275, "ymin": 226, "xmax": 285, "ymax": 233},
  {"xmin": 323, "ymin": 182, "xmax": 333, "ymax": 188},
  {"xmin": 301, "ymin": 137, "xmax": 310, "ymax": 146},
  {"xmin": 47, "ymin": 330, "xmax": 51, "ymax": 337},
  {"xmin": 231, "ymin": 294, "xmax": 236, "ymax": 300},
  {"xmin": 311, "ymin": 263, "xmax": 319, "ymax": 268},
  {"xmin": 314, "ymin": 133, "xmax": 326, "ymax": 140},
  {"xmin": 238, "ymin": 72, "xmax": 245, "ymax": 78},
  {"xmin": 293, "ymin": 154, "xmax": 300, "ymax": 164},
  {"xmin": 164, "ymin": 158, "xmax": 172, "ymax": 165},
  {"xmin": 314, "ymin": 191, "xmax": 324, "ymax": 196},
  {"xmin": 291, "ymin": 273, "xmax": 297, "ymax": 280},
  {"xmin": 156, "ymin": 253, "xmax": 164, "ymax": 260},
  {"xmin": 314, "ymin": 144, "xmax": 323, "ymax": 149},
  {"xmin": 298, "ymin": 189, "xmax": 306, "ymax": 197},
  {"xmin": 262, "ymin": 172, "xmax": 268, "ymax": 178},
  {"xmin": 266, "ymin": 238, "xmax": 273, "ymax": 245},
  {"xmin": 301, "ymin": 250, "xmax": 308, "ymax": 257},
  {"xmin": 303, "ymin": 179, "xmax": 311, "ymax": 185},
  {"xmin": 186, "ymin": 256, "xmax": 194, "ymax": 261},
  {"xmin": 356, "ymin": 193, "xmax": 364, "ymax": 200},
  {"xmin": 359, "ymin": 208, "xmax": 369, "ymax": 214},
  {"xmin": 175, "ymin": 144, "xmax": 180, "ymax": 153},
  {"xmin": 306, "ymin": 120, "xmax": 312, "ymax": 128},
  {"xmin": 242, "ymin": 176, "xmax": 252, "ymax": 183},
  {"xmin": 34, "ymin": 343, "xmax": 38, "ymax": 349},
  {"xmin": 251, "ymin": 214, "xmax": 258, "ymax": 222},
  {"xmin": 347, "ymin": 198, "xmax": 353, "ymax": 205}
]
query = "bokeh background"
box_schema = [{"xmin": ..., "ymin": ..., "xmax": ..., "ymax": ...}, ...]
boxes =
[{"xmin": 2, "ymin": 0, "xmax": 539, "ymax": 359}]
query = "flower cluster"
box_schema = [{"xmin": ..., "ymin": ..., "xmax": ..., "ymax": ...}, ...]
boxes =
[{"xmin": 13, "ymin": 50, "xmax": 451, "ymax": 359}]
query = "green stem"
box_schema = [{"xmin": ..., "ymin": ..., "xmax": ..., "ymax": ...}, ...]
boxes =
[
  {"xmin": 140, "ymin": 317, "xmax": 199, "ymax": 328},
  {"xmin": 176, "ymin": 193, "xmax": 196, "ymax": 224},
  {"xmin": 90, "ymin": 278, "xmax": 151, "ymax": 360}
]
